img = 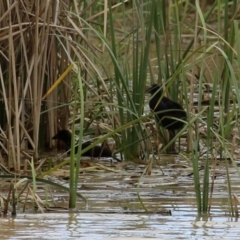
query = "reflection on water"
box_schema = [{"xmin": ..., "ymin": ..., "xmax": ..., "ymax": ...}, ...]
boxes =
[{"xmin": 1, "ymin": 212, "xmax": 240, "ymax": 239}]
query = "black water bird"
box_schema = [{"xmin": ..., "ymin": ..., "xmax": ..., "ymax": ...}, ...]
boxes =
[
  {"xmin": 52, "ymin": 129, "xmax": 112, "ymax": 158},
  {"xmin": 146, "ymin": 84, "xmax": 187, "ymax": 152}
]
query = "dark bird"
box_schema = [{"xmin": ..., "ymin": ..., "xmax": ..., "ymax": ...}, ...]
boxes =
[
  {"xmin": 146, "ymin": 84, "xmax": 187, "ymax": 152},
  {"xmin": 52, "ymin": 129, "xmax": 112, "ymax": 158}
]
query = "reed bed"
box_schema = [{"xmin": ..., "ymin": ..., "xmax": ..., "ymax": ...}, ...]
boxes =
[{"xmin": 0, "ymin": 0, "xmax": 240, "ymax": 213}]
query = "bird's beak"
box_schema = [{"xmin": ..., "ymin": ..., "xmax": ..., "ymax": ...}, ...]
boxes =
[
  {"xmin": 52, "ymin": 134, "xmax": 58, "ymax": 140},
  {"xmin": 145, "ymin": 86, "xmax": 151, "ymax": 93}
]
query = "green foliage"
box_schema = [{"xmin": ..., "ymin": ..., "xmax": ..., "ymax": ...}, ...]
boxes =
[{"xmin": 107, "ymin": 0, "xmax": 155, "ymax": 160}]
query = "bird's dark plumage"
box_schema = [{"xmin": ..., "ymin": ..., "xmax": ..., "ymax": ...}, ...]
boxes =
[
  {"xmin": 146, "ymin": 84, "xmax": 187, "ymax": 152},
  {"xmin": 52, "ymin": 129, "xmax": 112, "ymax": 158}
]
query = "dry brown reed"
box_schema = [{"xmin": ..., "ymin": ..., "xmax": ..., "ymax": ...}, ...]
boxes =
[{"xmin": 0, "ymin": 0, "xmax": 115, "ymax": 171}]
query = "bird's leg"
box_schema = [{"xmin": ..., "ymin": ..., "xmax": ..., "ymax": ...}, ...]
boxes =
[{"xmin": 168, "ymin": 130, "xmax": 177, "ymax": 154}]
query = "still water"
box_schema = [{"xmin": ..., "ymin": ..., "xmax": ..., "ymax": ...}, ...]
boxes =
[
  {"xmin": 1, "ymin": 154, "xmax": 240, "ymax": 239},
  {"xmin": 1, "ymin": 211, "xmax": 240, "ymax": 239}
]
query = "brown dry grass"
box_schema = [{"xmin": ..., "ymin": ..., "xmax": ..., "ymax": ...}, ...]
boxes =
[{"xmin": 0, "ymin": 0, "xmax": 122, "ymax": 171}]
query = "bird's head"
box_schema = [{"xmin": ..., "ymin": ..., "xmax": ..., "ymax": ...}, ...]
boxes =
[
  {"xmin": 145, "ymin": 84, "xmax": 162, "ymax": 95},
  {"xmin": 52, "ymin": 129, "xmax": 72, "ymax": 141},
  {"xmin": 52, "ymin": 129, "xmax": 72, "ymax": 148}
]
